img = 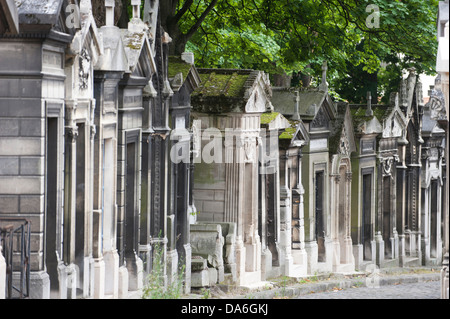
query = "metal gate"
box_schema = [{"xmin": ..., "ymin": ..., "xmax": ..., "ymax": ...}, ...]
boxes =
[{"xmin": 0, "ymin": 218, "xmax": 31, "ymax": 299}]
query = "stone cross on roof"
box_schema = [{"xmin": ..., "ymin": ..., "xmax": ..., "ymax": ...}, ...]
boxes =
[
  {"xmin": 292, "ymin": 90, "xmax": 301, "ymax": 120},
  {"xmin": 319, "ymin": 60, "xmax": 328, "ymax": 92},
  {"xmin": 366, "ymin": 91, "xmax": 374, "ymax": 116},
  {"xmin": 105, "ymin": 0, "xmax": 115, "ymax": 26},
  {"xmin": 131, "ymin": 0, "xmax": 141, "ymax": 19}
]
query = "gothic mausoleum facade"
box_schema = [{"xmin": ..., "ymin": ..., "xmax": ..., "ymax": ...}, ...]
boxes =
[{"xmin": 0, "ymin": 0, "xmax": 448, "ymax": 299}]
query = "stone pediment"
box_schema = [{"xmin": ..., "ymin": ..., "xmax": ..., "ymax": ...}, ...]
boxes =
[
  {"xmin": 260, "ymin": 112, "xmax": 290, "ymax": 130},
  {"xmin": 95, "ymin": 26, "xmax": 128, "ymax": 72},
  {"xmin": 427, "ymin": 88, "xmax": 447, "ymax": 122},
  {"xmin": 382, "ymin": 110, "xmax": 407, "ymax": 139},
  {"xmin": 121, "ymin": 28, "xmax": 156, "ymax": 80},
  {"xmin": 329, "ymin": 103, "xmax": 356, "ymax": 156},
  {"xmin": 168, "ymin": 55, "xmax": 201, "ymax": 93},
  {"xmin": 244, "ymin": 71, "xmax": 272, "ymax": 113},
  {"xmin": 69, "ymin": 7, "xmax": 103, "ymax": 68},
  {"xmin": 278, "ymin": 118, "xmax": 310, "ymax": 147}
]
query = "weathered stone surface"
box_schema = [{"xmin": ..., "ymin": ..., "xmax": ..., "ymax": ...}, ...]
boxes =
[
  {"xmin": 191, "ymin": 268, "xmax": 209, "ymax": 288},
  {"xmin": 190, "ymin": 223, "xmax": 224, "ymax": 268}
]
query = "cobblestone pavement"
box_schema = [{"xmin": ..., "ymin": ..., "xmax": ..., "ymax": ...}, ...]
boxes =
[{"xmin": 296, "ymin": 280, "xmax": 441, "ymax": 299}]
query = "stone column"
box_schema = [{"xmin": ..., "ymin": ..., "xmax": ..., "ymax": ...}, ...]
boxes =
[
  {"xmin": 375, "ymin": 160, "xmax": 385, "ymax": 266},
  {"xmin": 343, "ymin": 171, "xmax": 355, "ymax": 268},
  {"xmin": 396, "ymin": 142, "xmax": 407, "ymax": 266},
  {"xmin": 63, "ymin": 125, "xmax": 78, "ymax": 299},
  {"xmin": 278, "ymin": 152, "xmax": 294, "ymax": 276},
  {"xmin": 331, "ymin": 173, "xmax": 341, "ymax": 271}
]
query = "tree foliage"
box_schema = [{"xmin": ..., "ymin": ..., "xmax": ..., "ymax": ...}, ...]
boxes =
[
  {"xmin": 170, "ymin": 0, "xmax": 438, "ymax": 102},
  {"xmin": 112, "ymin": 0, "xmax": 439, "ymax": 103}
]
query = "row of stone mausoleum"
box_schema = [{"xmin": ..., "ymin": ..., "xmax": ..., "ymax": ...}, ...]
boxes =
[{"xmin": 0, "ymin": 0, "xmax": 448, "ymax": 299}]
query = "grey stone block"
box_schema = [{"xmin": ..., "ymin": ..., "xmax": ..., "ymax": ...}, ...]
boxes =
[
  {"xmin": 0, "ymin": 157, "xmax": 19, "ymax": 175},
  {"xmin": 20, "ymin": 118, "xmax": 44, "ymax": 137},
  {"xmin": 19, "ymin": 194, "xmax": 44, "ymax": 213},
  {"xmin": 0, "ymin": 42, "xmax": 42, "ymax": 74},
  {"xmin": 0, "ymin": 176, "xmax": 43, "ymax": 194},
  {"xmin": 0, "ymin": 195, "xmax": 19, "ymax": 213},
  {"xmin": 0, "ymin": 99, "xmax": 43, "ymax": 117},
  {"xmin": 191, "ymin": 269, "xmax": 209, "ymax": 288},
  {"xmin": 0, "ymin": 79, "xmax": 41, "ymax": 98},
  {"xmin": 214, "ymin": 190, "xmax": 225, "ymax": 201},
  {"xmin": 208, "ymin": 267, "xmax": 218, "ymax": 285},
  {"xmin": 191, "ymin": 257, "xmax": 208, "ymax": 272},
  {"xmin": 0, "ymin": 137, "xmax": 43, "ymax": 156},
  {"xmin": 203, "ymin": 201, "xmax": 224, "ymax": 213},
  {"xmin": 20, "ymin": 157, "xmax": 44, "ymax": 175},
  {"xmin": 193, "ymin": 189, "xmax": 214, "ymax": 200},
  {"xmin": 0, "ymin": 119, "xmax": 20, "ymax": 136}
]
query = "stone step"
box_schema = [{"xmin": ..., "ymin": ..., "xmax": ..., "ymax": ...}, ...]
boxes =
[{"xmin": 403, "ymin": 257, "xmax": 421, "ymax": 267}]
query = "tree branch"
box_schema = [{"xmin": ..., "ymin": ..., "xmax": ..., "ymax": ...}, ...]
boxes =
[
  {"xmin": 173, "ymin": 0, "xmax": 194, "ymax": 24},
  {"xmin": 185, "ymin": 0, "xmax": 219, "ymax": 40}
]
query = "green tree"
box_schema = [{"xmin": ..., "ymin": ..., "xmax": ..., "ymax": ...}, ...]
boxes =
[
  {"xmin": 177, "ymin": 0, "xmax": 439, "ymax": 102},
  {"xmin": 103, "ymin": 0, "xmax": 439, "ymax": 102}
]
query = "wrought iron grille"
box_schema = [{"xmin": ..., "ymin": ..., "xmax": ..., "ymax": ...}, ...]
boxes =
[{"xmin": 0, "ymin": 218, "xmax": 31, "ymax": 299}]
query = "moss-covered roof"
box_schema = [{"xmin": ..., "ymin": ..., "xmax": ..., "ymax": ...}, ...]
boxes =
[
  {"xmin": 168, "ymin": 56, "xmax": 193, "ymax": 80},
  {"xmin": 350, "ymin": 105, "xmax": 374, "ymax": 126},
  {"xmin": 279, "ymin": 126, "xmax": 297, "ymax": 140},
  {"xmin": 278, "ymin": 119, "xmax": 302, "ymax": 140},
  {"xmin": 191, "ymin": 68, "xmax": 262, "ymax": 113},
  {"xmin": 260, "ymin": 112, "xmax": 280, "ymax": 125},
  {"xmin": 195, "ymin": 71, "xmax": 249, "ymax": 98}
]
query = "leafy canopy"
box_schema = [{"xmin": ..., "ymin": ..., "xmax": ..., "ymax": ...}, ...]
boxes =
[{"xmin": 173, "ymin": 0, "xmax": 438, "ymax": 102}]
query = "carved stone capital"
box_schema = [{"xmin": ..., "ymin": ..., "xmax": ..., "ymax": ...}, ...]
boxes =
[
  {"xmin": 65, "ymin": 126, "xmax": 79, "ymax": 143},
  {"xmin": 346, "ymin": 171, "xmax": 352, "ymax": 181}
]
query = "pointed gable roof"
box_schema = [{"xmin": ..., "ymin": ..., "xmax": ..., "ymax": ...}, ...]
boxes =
[
  {"xmin": 120, "ymin": 28, "xmax": 156, "ymax": 80},
  {"xmin": 422, "ymin": 89, "xmax": 446, "ymax": 137},
  {"xmin": 372, "ymin": 92, "xmax": 408, "ymax": 141},
  {"xmin": 168, "ymin": 55, "xmax": 201, "ymax": 93},
  {"xmin": 192, "ymin": 68, "xmax": 272, "ymax": 114},
  {"xmin": 69, "ymin": 3, "xmax": 103, "ymax": 67},
  {"xmin": 271, "ymin": 87, "xmax": 336, "ymax": 125},
  {"xmin": 329, "ymin": 103, "xmax": 356, "ymax": 156}
]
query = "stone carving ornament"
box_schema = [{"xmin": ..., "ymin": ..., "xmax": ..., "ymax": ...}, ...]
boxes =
[
  {"xmin": 339, "ymin": 127, "xmax": 350, "ymax": 156},
  {"xmin": 79, "ymin": 48, "xmax": 91, "ymax": 90},
  {"xmin": 191, "ymin": 120, "xmax": 201, "ymax": 159},
  {"xmin": 243, "ymin": 137, "xmax": 255, "ymax": 162},
  {"xmin": 427, "ymin": 89, "xmax": 446, "ymax": 121},
  {"xmin": 382, "ymin": 158, "xmax": 394, "ymax": 176},
  {"xmin": 311, "ymin": 106, "xmax": 328, "ymax": 128}
]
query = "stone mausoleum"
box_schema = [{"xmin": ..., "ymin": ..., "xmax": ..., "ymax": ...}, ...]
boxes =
[{"xmin": 0, "ymin": 0, "xmax": 448, "ymax": 299}]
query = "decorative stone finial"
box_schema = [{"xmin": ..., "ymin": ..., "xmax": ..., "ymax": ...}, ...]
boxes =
[
  {"xmin": 366, "ymin": 91, "xmax": 373, "ymax": 117},
  {"xmin": 131, "ymin": 0, "xmax": 141, "ymax": 19},
  {"xmin": 181, "ymin": 52, "xmax": 195, "ymax": 65},
  {"xmin": 319, "ymin": 60, "xmax": 328, "ymax": 91},
  {"xmin": 105, "ymin": 0, "xmax": 115, "ymax": 26},
  {"xmin": 292, "ymin": 90, "xmax": 301, "ymax": 120}
]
